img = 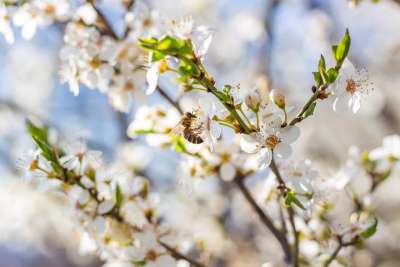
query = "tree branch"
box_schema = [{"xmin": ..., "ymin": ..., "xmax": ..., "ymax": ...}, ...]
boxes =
[
  {"xmin": 87, "ymin": 0, "xmax": 119, "ymax": 40},
  {"xmin": 156, "ymin": 85, "xmax": 183, "ymax": 114},
  {"xmin": 323, "ymin": 236, "xmax": 358, "ymax": 267},
  {"xmin": 270, "ymin": 157, "xmax": 299, "ymax": 267},
  {"xmin": 159, "ymin": 241, "xmax": 207, "ymax": 267},
  {"xmin": 234, "ymin": 174, "xmax": 292, "ymax": 263}
]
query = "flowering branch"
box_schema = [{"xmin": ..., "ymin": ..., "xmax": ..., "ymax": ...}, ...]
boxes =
[
  {"xmin": 156, "ymin": 85, "xmax": 183, "ymax": 114},
  {"xmin": 234, "ymin": 173, "xmax": 292, "ymax": 263},
  {"xmin": 323, "ymin": 235, "xmax": 359, "ymax": 267},
  {"xmin": 159, "ymin": 241, "xmax": 207, "ymax": 267},
  {"xmin": 87, "ymin": 0, "xmax": 119, "ymax": 40},
  {"xmin": 270, "ymin": 157, "xmax": 299, "ymax": 267}
]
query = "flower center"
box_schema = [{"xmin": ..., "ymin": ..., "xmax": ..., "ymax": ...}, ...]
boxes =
[
  {"xmin": 146, "ymin": 250, "xmax": 158, "ymax": 261},
  {"xmin": 265, "ymin": 135, "xmax": 280, "ymax": 150},
  {"xmin": 291, "ymin": 171, "xmax": 303, "ymax": 177},
  {"xmin": 220, "ymin": 153, "xmax": 231, "ymax": 163},
  {"xmin": 345, "ymin": 79, "xmax": 357, "ymax": 95},
  {"xmin": 44, "ymin": 4, "xmax": 56, "ymax": 15},
  {"xmin": 89, "ymin": 56, "xmax": 102, "ymax": 69}
]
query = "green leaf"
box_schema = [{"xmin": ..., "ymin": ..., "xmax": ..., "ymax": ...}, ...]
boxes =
[
  {"xmin": 134, "ymin": 129, "xmax": 158, "ymax": 135},
  {"xmin": 26, "ymin": 119, "xmax": 49, "ymax": 144},
  {"xmin": 331, "ymin": 45, "xmax": 338, "ymax": 57},
  {"xmin": 156, "ymin": 36, "xmax": 174, "ymax": 50},
  {"xmin": 285, "ymin": 191, "xmax": 305, "ymax": 210},
  {"xmin": 335, "ymin": 29, "xmax": 351, "ymax": 65},
  {"xmin": 361, "ymin": 217, "xmax": 378, "ymax": 239},
  {"xmin": 172, "ymin": 135, "xmax": 187, "ymax": 153},
  {"xmin": 178, "ymin": 58, "xmax": 201, "ymax": 77},
  {"xmin": 149, "ymin": 51, "xmax": 165, "ymax": 63},
  {"xmin": 138, "ymin": 37, "xmax": 159, "ymax": 50},
  {"xmin": 327, "ymin": 68, "xmax": 339, "ymax": 83},
  {"xmin": 304, "ymin": 102, "xmax": 317, "ymax": 119},
  {"xmin": 313, "ymin": 72, "xmax": 322, "ymax": 87},
  {"xmin": 115, "ymin": 183, "xmax": 124, "ymax": 209},
  {"xmin": 318, "ymin": 55, "xmax": 326, "ymax": 72}
]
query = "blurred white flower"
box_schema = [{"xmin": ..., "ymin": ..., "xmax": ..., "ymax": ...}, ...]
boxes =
[
  {"xmin": 280, "ymin": 159, "xmax": 317, "ymax": 195},
  {"xmin": 171, "ymin": 16, "xmax": 213, "ymax": 58},
  {"xmin": 0, "ymin": 4, "xmax": 14, "ymax": 44},
  {"xmin": 333, "ymin": 60, "xmax": 373, "ymax": 114}
]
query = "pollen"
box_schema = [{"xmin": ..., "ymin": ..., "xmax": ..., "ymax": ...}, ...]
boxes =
[
  {"xmin": 89, "ymin": 56, "xmax": 102, "ymax": 69},
  {"xmin": 265, "ymin": 135, "xmax": 280, "ymax": 150},
  {"xmin": 345, "ymin": 79, "xmax": 357, "ymax": 95},
  {"xmin": 44, "ymin": 4, "xmax": 56, "ymax": 15}
]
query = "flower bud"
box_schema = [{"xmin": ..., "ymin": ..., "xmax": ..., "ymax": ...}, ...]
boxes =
[
  {"xmin": 245, "ymin": 92, "xmax": 261, "ymax": 112},
  {"xmin": 270, "ymin": 89, "xmax": 286, "ymax": 109}
]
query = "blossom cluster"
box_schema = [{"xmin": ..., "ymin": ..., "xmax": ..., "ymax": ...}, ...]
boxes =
[
  {"xmin": 20, "ymin": 120, "xmax": 196, "ymax": 267},
  {"xmin": 8, "ymin": 1, "xmax": 397, "ymax": 267}
]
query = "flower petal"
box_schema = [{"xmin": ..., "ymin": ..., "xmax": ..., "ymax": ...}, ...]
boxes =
[
  {"xmin": 240, "ymin": 134, "xmax": 260, "ymax": 153},
  {"xmin": 280, "ymin": 126, "xmax": 300, "ymax": 144},
  {"xmin": 146, "ymin": 63, "xmax": 159, "ymax": 95},
  {"xmin": 220, "ymin": 163, "xmax": 236, "ymax": 181},
  {"xmin": 257, "ymin": 148, "xmax": 272, "ymax": 169},
  {"xmin": 275, "ymin": 143, "xmax": 292, "ymax": 159},
  {"xmin": 333, "ymin": 94, "xmax": 350, "ymax": 113}
]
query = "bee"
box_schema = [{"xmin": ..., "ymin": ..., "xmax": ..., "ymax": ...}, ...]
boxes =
[{"xmin": 173, "ymin": 112, "xmax": 204, "ymax": 144}]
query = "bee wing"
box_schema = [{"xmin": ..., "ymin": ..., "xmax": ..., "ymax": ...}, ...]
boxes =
[{"xmin": 170, "ymin": 121, "xmax": 184, "ymax": 136}]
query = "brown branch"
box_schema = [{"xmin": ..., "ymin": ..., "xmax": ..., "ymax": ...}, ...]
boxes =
[
  {"xmin": 288, "ymin": 207, "xmax": 299, "ymax": 267},
  {"xmin": 323, "ymin": 236, "xmax": 358, "ymax": 267},
  {"xmin": 87, "ymin": 0, "xmax": 119, "ymax": 40},
  {"xmin": 156, "ymin": 85, "xmax": 183, "ymax": 114},
  {"xmin": 159, "ymin": 241, "xmax": 207, "ymax": 267},
  {"xmin": 270, "ymin": 157, "xmax": 299, "ymax": 267},
  {"xmin": 234, "ymin": 174, "xmax": 292, "ymax": 263}
]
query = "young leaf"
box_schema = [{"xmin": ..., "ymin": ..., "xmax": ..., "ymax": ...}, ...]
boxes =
[
  {"xmin": 361, "ymin": 217, "xmax": 378, "ymax": 239},
  {"xmin": 318, "ymin": 55, "xmax": 326, "ymax": 72},
  {"xmin": 335, "ymin": 29, "xmax": 351, "ymax": 65},
  {"xmin": 115, "ymin": 183, "xmax": 124, "ymax": 209},
  {"xmin": 285, "ymin": 191, "xmax": 305, "ymax": 210},
  {"xmin": 304, "ymin": 102, "xmax": 317, "ymax": 119},
  {"xmin": 26, "ymin": 119, "xmax": 49, "ymax": 144},
  {"xmin": 313, "ymin": 72, "xmax": 322, "ymax": 87},
  {"xmin": 327, "ymin": 68, "xmax": 339, "ymax": 83},
  {"xmin": 172, "ymin": 135, "xmax": 187, "ymax": 153}
]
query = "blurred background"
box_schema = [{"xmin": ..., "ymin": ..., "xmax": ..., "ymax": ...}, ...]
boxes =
[{"xmin": 1, "ymin": 0, "xmax": 400, "ymax": 266}]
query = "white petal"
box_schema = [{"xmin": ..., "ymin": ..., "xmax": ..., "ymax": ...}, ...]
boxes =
[
  {"xmin": 146, "ymin": 63, "xmax": 159, "ymax": 95},
  {"xmin": 210, "ymin": 120, "xmax": 221, "ymax": 139},
  {"xmin": 350, "ymin": 93, "xmax": 361, "ymax": 113},
  {"xmin": 220, "ymin": 163, "xmax": 236, "ymax": 181},
  {"xmin": 257, "ymin": 148, "xmax": 272, "ymax": 169},
  {"xmin": 280, "ymin": 126, "xmax": 300, "ymax": 144},
  {"xmin": 93, "ymin": 216, "xmax": 106, "ymax": 236},
  {"xmin": 22, "ymin": 23, "xmax": 36, "ymax": 40},
  {"xmin": 240, "ymin": 134, "xmax": 260, "ymax": 153},
  {"xmin": 156, "ymin": 255, "xmax": 176, "ymax": 267},
  {"xmin": 333, "ymin": 94, "xmax": 350, "ymax": 113},
  {"xmin": 98, "ymin": 200, "xmax": 114, "ymax": 214},
  {"xmin": 69, "ymin": 78, "xmax": 80, "ymax": 96},
  {"xmin": 275, "ymin": 143, "xmax": 292, "ymax": 159}
]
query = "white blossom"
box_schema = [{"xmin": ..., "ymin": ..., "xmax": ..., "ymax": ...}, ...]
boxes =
[
  {"xmin": 332, "ymin": 60, "xmax": 373, "ymax": 114},
  {"xmin": 240, "ymin": 116, "xmax": 300, "ymax": 169}
]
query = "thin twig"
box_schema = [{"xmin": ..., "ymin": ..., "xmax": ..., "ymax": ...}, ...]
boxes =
[
  {"xmin": 87, "ymin": 0, "xmax": 119, "ymax": 40},
  {"xmin": 288, "ymin": 207, "xmax": 299, "ymax": 267},
  {"xmin": 234, "ymin": 174, "xmax": 292, "ymax": 263},
  {"xmin": 288, "ymin": 88, "xmax": 321, "ymax": 126},
  {"xmin": 323, "ymin": 236, "xmax": 358, "ymax": 267},
  {"xmin": 270, "ymin": 157, "xmax": 299, "ymax": 267},
  {"xmin": 159, "ymin": 241, "xmax": 207, "ymax": 267},
  {"xmin": 156, "ymin": 85, "xmax": 183, "ymax": 114}
]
